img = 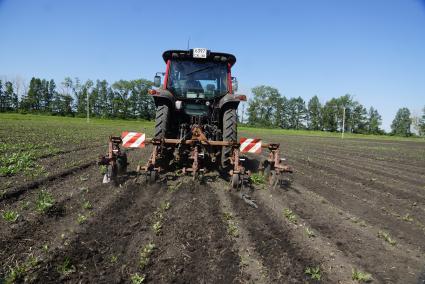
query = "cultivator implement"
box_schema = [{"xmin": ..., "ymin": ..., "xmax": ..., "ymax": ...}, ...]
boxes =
[{"xmin": 99, "ymin": 127, "xmax": 292, "ymax": 188}]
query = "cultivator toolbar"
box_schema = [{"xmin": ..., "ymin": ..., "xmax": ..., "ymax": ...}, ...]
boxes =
[{"xmin": 99, "ymin": 127, "xmax": 292, "ymax": 189}]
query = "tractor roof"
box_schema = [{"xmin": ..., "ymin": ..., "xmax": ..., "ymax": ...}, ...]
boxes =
[{"xmin": 162, "ymin": 49, "xmax": 236, "ymax": 66}]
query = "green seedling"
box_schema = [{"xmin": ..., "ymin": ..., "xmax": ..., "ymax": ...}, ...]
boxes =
[
  {"xmin": 305, "ymin": 227, "xmax": 316, "ymax": 238},
  {"xmin": 131, "ymin": 273, "xmax": 145, "ymax": 284},
  {"xmin": 152, "ymin": 221, "xmax": 162, "ymax": 235},
  {"xmin": 36, "ymin": 190, "xmax": 54, "ymax": 213},
  {"xmin": 402, "ymin": 213, "xmax": 413, "ymax": 222},
  {"xmin": 160, "ymin": 201, "xmax": 171, "ymax": 211},
  {"xmin": 223, "ymin": 212, "xmax": 239, "ymax": 237},
  {"xmin": 2, "ymin": 210, "xmax": 19, "ymax": 222},
  {"xmin": 80, "ymin": 175, "xmax": 89, "ymax": 181},
  {"xmin": 377, "ymin": 231, "xmax": 396, "ymax": 246},
  {"xmin": 305, "ymin": 266, "xmax": 321, "ymax": 280},
  {"xmin": 99, "ymin": 165, "xmax": 107, "ymax": 175},
  {"xmin": 168, "ymin": 181, "xmax": 182, "ymax": 192},
  {"xmin": 82, "ymin": 200, "xmax": 92, "ymax": 210},
  {"xmin": 110, "ymin": 255, "xmax": 118, "ymax": 263},
  {"xmin": 79, "ymin": 186, "xmax": 89, "ymax": 193},
  {"xmin": 77, "ymin": 213, "xmax": 88, "ymax": 224},
  {"xmin": 20, "ymin": 201, "xmax": 31, "ymax": 210},
  {"xmin": 227, "ymin": 222, "xmax": 239, "ymax": 238},
  {"xmin": 352, "ymin": 268, "xmax": 372, "ymax": 282},
  {"xmin": 139, "ymin": 243, "xmax": 155, "ymax": 269},
  {"xmin": 283, "ymin": 208, "xmax": 297, "ymax": 224},
  {"xmin": 5, "ymin": 255, "xmax": 39, "ymax": 283},
  {"xmin": 250, "ymin": 173, "xmax": 266, "ymax": 185},
  {"xmin": 57, "ymin": 257, "xmax": 76, "ymax": 276},
  {"xmin": 42, "ymin": 244, "xmax": 49, "ymax": 253}
]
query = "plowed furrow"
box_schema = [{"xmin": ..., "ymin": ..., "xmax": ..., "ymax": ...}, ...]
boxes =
[
  {"xmin": 228, "ymin": 191, "xmax": 312, "ymax": 283},
  {"xmin": 260, "ymin": 184, "xmax": 424, "ymax": 283},
  {"xmin": 144, "ymin": 183, "xmax": 242, "ymax": 284},
  {"xmin": 32, "ymin": 183, "xmax": 166, "ymax": 283},
  {"xmin": 286, "ymin": 147, "xmax": 425, "ymax": 189},
  {"xmin": 288, "ymin": 157, "xmax": 425, "ymax": 235}
]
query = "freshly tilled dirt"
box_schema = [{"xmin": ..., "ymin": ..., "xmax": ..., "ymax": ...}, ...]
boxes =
[{"xmin": 1, "ymin": 134, "xmax": 425, "ymax": 283}]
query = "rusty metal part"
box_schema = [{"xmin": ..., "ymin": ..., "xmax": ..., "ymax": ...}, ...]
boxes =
[
  {"xmin": 98, "ymin": 136, "xmax": 125, "ymax": 183},
  {"xmin": 101, "ymin": 126, "xmax": 292, "ymax": 187}
]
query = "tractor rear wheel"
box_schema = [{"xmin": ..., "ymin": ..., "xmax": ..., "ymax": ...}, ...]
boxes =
[
  {"xmin": 221, "ymin": 108, "xmax": 237, "ymax": 171},
  {"xmin": 154, "ymin": 105, "xmax": 169, "ymax": 139}
]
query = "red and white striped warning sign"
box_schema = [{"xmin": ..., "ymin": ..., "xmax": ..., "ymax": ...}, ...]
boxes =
[
  {"xmin": 121, "ymin": 131, "xmax": 146, "ymax": 148},
  {"xmin": 239, "ymin": 138, "xmax": 262, "ymax": 154}
]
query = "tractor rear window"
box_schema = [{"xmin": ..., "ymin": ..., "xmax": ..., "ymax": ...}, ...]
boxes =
[{"xmin": 167, "ymin": 60, "xmax": 228, "ymax": 99}]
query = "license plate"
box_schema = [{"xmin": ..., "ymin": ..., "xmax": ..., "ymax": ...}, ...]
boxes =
[{"xmin": 193, "ymin": 48, "xmax": 207, "ymax": 58}]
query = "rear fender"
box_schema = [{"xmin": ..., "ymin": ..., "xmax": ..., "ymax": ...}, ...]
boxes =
[
  {"xmin": 218, "ymin": 93, "xmax": 240, "ymax": 114},
  {"xmin": 151, "ymin": 89, "xmax": 175, "ymax": 110}
]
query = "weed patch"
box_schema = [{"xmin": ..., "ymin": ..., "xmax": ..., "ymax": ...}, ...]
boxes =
[
  {"xmin": 35, "ymin": 190, "xmax": 54, "ymax": 213},
  {"xmin": 57, "ymin": 257, "xmax": 76, "ymax": 276},
  {"xmin": 77, "ymin": 213, "xmax": 88, "ymax": 224},
  {"xmin": 402, "ymin": 213, "xmax": 413, "ymax": 222},
  {"xmin": 139, "ymin": 243, "xmax": 155, "ymax": 269},
  {"xmin": 223, "ymin": 212, "xmax": 239, "ymax": 238},
  {"xmin": 305, "ymin": 227, "xmax": 316, "ymax": 238},
  {"xmin": 377, "ymin": 231, "xmax": 396, "ymax": 246},
  {"xmin": 5, "ymin": 255, "xmax": 39, "ymax": 283},
  {"xmin": 151, "ymin": 200, "xmax": 171, "ymax": 235},
  {"xmin": 283, "ymin": 208, "xmax": 297, "ymax": 224},
  {"xmin": 2, "ymin": 210, "xmax": 20, "ymax": 222},
  {"xmin": 352, "ymin": 268, "xmax": 372, "ymax": 282},
  {"xmin": 131, "ymin": 273, "xmax": 145, "ymax": 284},
  {"xmin": 250, "ymin": 173, "xmax": 266, "ymax": 185},
  {"xmin": 152, "ymin": 221, "xmax": 162, "ymax": 235},
  {"xmin": 82, "ymin": 200, "xmax": 92, "ymax": 210},
  {"xmin": 305, "ymin": 266, "xmax": 321, "ymax": 280}
]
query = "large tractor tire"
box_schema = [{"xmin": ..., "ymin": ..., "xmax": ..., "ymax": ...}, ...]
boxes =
[
  {"xmin": 154, "ymin": 105, "xmax": 169, "ymax": 139},
  {"xmin": 221, "ymin": 108, "xmax": 237, "ymax": 171}
]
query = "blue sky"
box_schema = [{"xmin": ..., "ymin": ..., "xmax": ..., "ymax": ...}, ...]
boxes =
[{"xmin": 0, "ymin": 0, "xmax": 424, "ymax": 130}]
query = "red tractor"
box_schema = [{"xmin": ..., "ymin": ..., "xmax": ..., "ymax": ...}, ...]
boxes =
[{"xmin": 100, "ymin": 48, "xmax": 292, "ymax": 188}]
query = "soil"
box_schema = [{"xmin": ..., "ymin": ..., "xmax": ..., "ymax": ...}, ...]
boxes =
[{"xmin": 1, "ymin": 134, "xmax": 425, "ymax": 283}]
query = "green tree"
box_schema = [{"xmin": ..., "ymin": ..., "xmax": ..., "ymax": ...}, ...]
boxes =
[
  {"xmin": 418, "ymin": 106, "xmax": 425, "ymax": 136},
  {"xmin": 391, "ymin": 108, "xmax": 412, "ymax": 136},
  {"xmin": 247, "ymin": 85, "xmax": 281, "ymax": 127},
  {"xmin": 274, "ymin": 96, "xmax": 290, "ymax": 128},
  {"xmin": 307, "ymin": 95, "xmax": 322, "ymax": 130},
  {"xmin": 4, "ymin": 82, "xmax": 17, "ymax": 111},
  {"xmin": 0, "ymin": 80, "xmax": 3, "ymax": 111},
  {"xmin": 23, "ymin": 77, "xmax": 42, "ymax": 111},
  {"xmin": 287, "ymin": 97, "xmax": 307, "ymax": 129},
  {"xmin": 322, "ymin": 98, "xmax": 339, "ymax": 131},
  {"xmin": 131, "ymin": 79, "xmax": 154, "ymax": 119},
  {"xmin": 47, "ymin": 79, "xmax": 56, "ymax": 112},
  {"xmin": 367, "ymin": 107, "xmax": 382, "ymax": 134},
  {"xmin": 350, "ymin": 101, "xmax": 368, "ymax": 133},
  {"xmin": 112, "ymin": 80, "xmax": 132, "ymax": 119}
]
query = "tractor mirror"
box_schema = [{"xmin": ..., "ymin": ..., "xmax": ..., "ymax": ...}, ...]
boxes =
[
  {"xmin": 154, "ymin": 75, "xmax": 161, "ymax": 87},
  {"xmin": 232, "ymin": 77, "xmax": 238, "ymax": 92}
]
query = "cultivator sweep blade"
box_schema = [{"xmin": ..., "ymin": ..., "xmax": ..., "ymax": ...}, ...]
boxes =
[{"xmin": 99, "ymin": 127, "xmax": 292, "ymax": 188}]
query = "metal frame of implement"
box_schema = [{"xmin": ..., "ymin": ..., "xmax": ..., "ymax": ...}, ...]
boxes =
[{"xmin": 99, "ymin": 127, "xmax": 292, "ymax": 188}]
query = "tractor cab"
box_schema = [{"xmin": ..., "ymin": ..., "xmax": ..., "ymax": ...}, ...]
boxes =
[
  {"xmin": 154, "ymin": 48, "xmax": 238, "ymax": 98},
  {"xmin": 152, "ymin": 48, "xmax": 240, "ymax": 119}
]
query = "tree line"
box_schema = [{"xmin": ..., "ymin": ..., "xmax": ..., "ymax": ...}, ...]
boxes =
[
  {"xmin": 245, "ymin": 85, "xmax": 425, "ymax": 137},
  {"xmin": 0, "ymin": 79, "xmax": 424, "ymax": 137},
  {"xmin": 0, "ymin": 77, "xmax": 155, "ymax": 120}
]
